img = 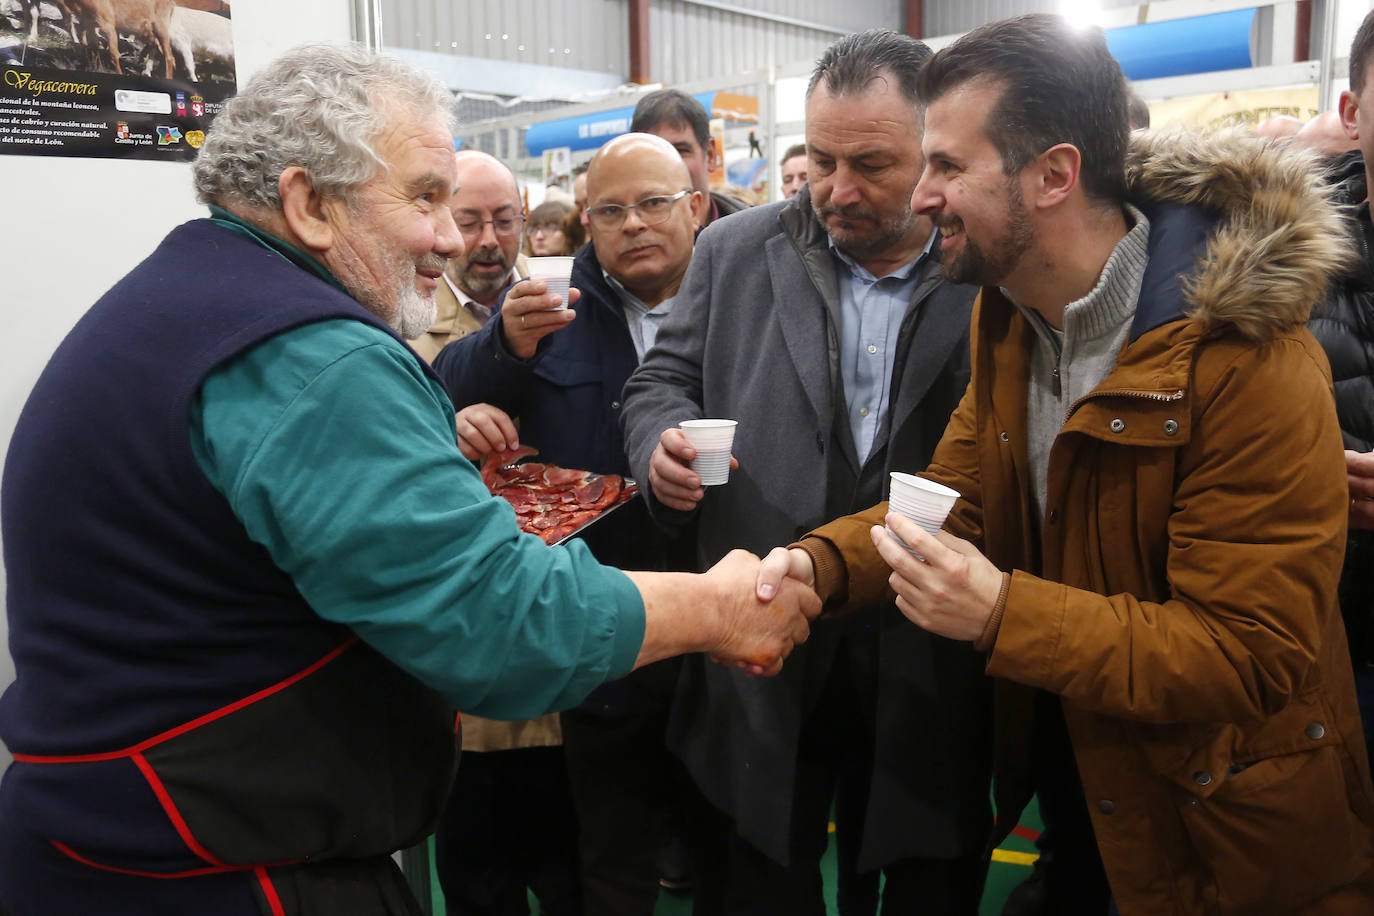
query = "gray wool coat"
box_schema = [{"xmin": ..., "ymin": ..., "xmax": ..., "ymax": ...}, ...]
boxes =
[{"xmin": 620, "ymin": 189, "xmax": 994, "ymax": 870}]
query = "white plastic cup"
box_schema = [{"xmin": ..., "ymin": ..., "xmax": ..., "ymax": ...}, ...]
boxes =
[
  {"xmin": 525, "ymin": 256, "xmax": 575, "ymax": 308},
  {"xmin": 886, "ymin": 472, "xmax": 960, "ymax": 555},
  {"xmin": 680, "ymin": 419, "xmax": 737, "ymax": 486}
]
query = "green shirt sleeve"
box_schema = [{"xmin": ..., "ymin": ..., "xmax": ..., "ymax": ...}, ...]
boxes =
[{"xmin": 188, "ymin": 318, "xmax": 646, "ymax": 718}]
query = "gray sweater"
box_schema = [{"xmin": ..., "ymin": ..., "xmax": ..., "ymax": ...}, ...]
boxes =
[{"xmin": 1016, "ymin": 204, "xmax": 1150, "ymax": 523}]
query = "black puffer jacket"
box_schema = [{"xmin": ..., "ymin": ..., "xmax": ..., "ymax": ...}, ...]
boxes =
[{"xmin": 1310, "ymin": 149, "xmax": 1374, "ymax": 666}]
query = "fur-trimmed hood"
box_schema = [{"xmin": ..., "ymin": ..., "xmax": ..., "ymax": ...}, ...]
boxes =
[{"xmin": 1125, "ymin": 129, "xmax": 1355, "ymax": 340}]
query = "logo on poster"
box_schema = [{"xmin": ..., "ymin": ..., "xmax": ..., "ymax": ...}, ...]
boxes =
[
  {"xmin": 175, "ymin": 92, "xmax": 186, "ymax": 116},
  {"xmin": 186, "ymin": 130, "xmax": 205, "ymax": 149},
  {"xmin": 4, "ymin": 70, "xmax": 98, "ymax": 98},
  {"xmin": 116, "ymin": 121, "xmax": 129, "ymax": 139},
  {"xmin": 156, "ymin": 126, "xmax": 182, "ymax": 145},
  {"xmin": 190, "ymin": 95, "xmax": 204, "ymax": 118}
]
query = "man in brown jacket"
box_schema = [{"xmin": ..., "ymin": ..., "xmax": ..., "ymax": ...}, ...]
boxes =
[{"xmin": 758, "ymin": 14, "xmax": 1374, "ymax": 915}]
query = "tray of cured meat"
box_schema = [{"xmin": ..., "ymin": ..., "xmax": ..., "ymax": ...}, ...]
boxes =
[{"xmin": 481, "ymin": 447, "xmax": 639, "ymax": 545}]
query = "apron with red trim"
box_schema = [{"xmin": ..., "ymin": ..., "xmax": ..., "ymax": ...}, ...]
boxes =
[{"xmin": 0, "ymin": 637, "xmax": 458, "ymax": 916}]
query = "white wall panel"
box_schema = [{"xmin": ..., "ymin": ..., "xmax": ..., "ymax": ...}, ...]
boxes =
[
  {"xmin": 383, "ymin": 0, "xmax": 902, "ymax": 90},
  {"xmin": 923, "ymin": 0, "xmax": 1140, "ymax": 37},
  {"xmin": 382, "ymin": 0, "xmax": 629, "ymax": 79}
]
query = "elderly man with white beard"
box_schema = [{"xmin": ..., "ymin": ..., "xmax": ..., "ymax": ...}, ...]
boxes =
[{"xmin": 0, "ymin": 43, "xmax": 820, "ymax": 916}]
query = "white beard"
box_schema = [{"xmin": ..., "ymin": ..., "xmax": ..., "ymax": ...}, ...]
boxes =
[
  {"xmin": 331, "ymin": 237, "xmax": 438, "ymax": 340},
  {"xmin": 395, "ymin": 283, "xmax": 438, "ymax": 339}
]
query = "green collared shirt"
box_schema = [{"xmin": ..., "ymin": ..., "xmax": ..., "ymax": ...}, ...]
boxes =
[{"xmin": 186, "ymin": 216, "xmax": 645, "ymax": 718}]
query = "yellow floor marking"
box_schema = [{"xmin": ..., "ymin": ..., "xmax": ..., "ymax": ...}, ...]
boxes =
[{"xmin": 991, "ymin": 849, "xmax": 1039, "ymax": 867}]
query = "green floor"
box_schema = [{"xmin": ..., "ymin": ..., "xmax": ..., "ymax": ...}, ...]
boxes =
[{"xmin": 426, "ymin": 798, "xmax": 1042, "ymax": 915}]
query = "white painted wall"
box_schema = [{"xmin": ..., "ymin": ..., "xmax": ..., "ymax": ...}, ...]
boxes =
[{"xmin": 0, "ymin": 0, "xmax": 356, "ymax": 770}]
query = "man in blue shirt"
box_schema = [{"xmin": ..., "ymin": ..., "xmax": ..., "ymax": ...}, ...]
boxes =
[
  {"xmin": 0, "ymin": 43, "xmax": 818, "ymax": 916},
  {"xmin": 621, "ymin": 29, "xmax": 984, "ymax": 915}
]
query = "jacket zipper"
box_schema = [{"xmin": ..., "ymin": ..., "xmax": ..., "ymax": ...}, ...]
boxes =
[{"xmin": 1063, "ymin": 387, "xmax": 1185, "ymax": 424}]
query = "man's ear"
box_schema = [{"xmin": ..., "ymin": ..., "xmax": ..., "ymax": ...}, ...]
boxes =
[
  {"xmin": 705, "ymin": 136, "xmax": 720, "ymax": 173},
  {"xmin": 1340, "ymin": 89, "xmax": 1360, "ymax": 141},
  {"xmin": 279, "ymin": 166, "xmax": 334, "ymax": 253},
  {"xmin": 1031, "ymin": 143, "xmax": 1082, "ymax": 210},
  {"xmin": 687, "ymin": 190, "xmax": 707, "ymax": 230}
]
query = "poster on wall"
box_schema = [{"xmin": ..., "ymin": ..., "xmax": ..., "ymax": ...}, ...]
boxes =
[
  {"xmin": 0, "ymin": 1, "xmax": 235, "ymax": 162},
  {"xmin": 1147, "ymin": 87, "xmax": 1320, "ymax": 133},
  {"xmin": 542, "ymin": 146, "xmax": 571, "ymax": 195}
]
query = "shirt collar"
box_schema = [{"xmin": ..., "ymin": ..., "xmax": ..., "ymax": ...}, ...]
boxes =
[
  {"xmin": 603, "ymin": 270, "xmax": 650, "ymax": 314},
  {"xmin": 206, "ymin": 205, "xmax": 346, "ymax": 294},
  {"xmin": 442, "ymin": 266, "xmax": 517, "ymax": 310}
]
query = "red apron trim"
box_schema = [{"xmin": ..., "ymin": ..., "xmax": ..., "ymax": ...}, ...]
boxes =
[
  {"xmin": 13, "ymin": 636, "xmax": 360, "ymax": 764},
  {"xmin": 254, "ymin": 866, "xmax": 287, "ymax": 916},
  {"xmin": 131, "ymin": 751, "xmax": 227, "ymax": 867},
  {"xmin": 453, "ymin": 712, "xmax": 461, "ymax": 735},
  {"xmin": 50, "ymin": 841, "xmax": 304, "ymax": 879}
]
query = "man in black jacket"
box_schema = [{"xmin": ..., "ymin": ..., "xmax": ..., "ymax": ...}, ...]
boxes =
[{"xmin": 1310, "ymin": 7, "xmax": 1374, "ymax": 763}]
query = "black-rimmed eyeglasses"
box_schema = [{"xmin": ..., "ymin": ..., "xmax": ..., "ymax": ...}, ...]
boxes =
[{"xmin": 586, "ymin": 189, "xmax": 691, "ymax": 230}]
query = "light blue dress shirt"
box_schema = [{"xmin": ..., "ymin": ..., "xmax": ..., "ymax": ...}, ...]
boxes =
[
  {"xmin": 604, "ymin": 270, "xmax": 675, "ymax": 360},
  {"xmin": 830, "ymin": 228, "xmax": 938, "ymax": 461}
]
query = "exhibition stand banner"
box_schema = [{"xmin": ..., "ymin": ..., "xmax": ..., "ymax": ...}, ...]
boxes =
[
  {"xmin": 0, "ymin": 2, "xmax": 235, "ymax": 161},
  {"xmin": 1149, "ymin": 86, "xmax": 1320, "ymax": 133}
]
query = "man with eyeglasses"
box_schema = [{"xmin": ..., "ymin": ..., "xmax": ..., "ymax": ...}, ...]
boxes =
[
  {"xmin": 434, "ymin": 132, "xmax": 713, "ymax": 915},
  {"xmin": 621, "ymin": 30, "xmax": 987, "ymax": 914},
  {"xmin": 408, "ymin": 150, "xmax": 529, "ymax": 362}
]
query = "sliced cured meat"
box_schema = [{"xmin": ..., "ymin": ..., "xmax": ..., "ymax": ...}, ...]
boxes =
[
  {"xmin": 480, "ymin": 446, "xmax": 639, "ymax": 544},
  {"xmin": 589, "ymin": 476, "xmax": 622, "ymax": 510},
  {"xmin": 543, "ymin": 465, "xmax": 591, "ymax": 487},
  {"xmin": 571, "ymin": 478, "xmax": 605, "ymax": 506},
  {"xmin": 479, "ymin": 445, "xmax": 539, "ymax": 487}
]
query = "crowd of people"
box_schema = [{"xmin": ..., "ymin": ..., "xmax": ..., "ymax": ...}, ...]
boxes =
[{"xmin": 2, "ymin": 9, "xmax": 1374, "ymax": 916}]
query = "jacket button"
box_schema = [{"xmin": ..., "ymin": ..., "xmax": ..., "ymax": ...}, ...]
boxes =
[
  {"xmin": 1109, "ymin": 418, "xmax": 1126, "ymax": 433},
  {"xmin": 611, "ymin": 400, "xmax": 621, "ymax": 409},
  {"xmin": 1097, "ymin": 799, "xmax": 1116, "ymax": 814},
  {"xmin": 1193, "ymin": 771, "xmax": 1212, "ymax": 786},
  {"xmin": 1306, "ymin": 722, "xmax": 1326, "ymax": 740},
  {"xmin": 1046, "ymin": 509, "xmax": 1059, "ymax": 524},
  {"xmin": 1163, "ymin": 419, "xmax": 1179, "ymax": 435},
  {"xmin": 999, "ymin": 431, "xmax": 1010, "ymax": 442}
]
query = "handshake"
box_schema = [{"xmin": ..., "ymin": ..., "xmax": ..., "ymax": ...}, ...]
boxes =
[{"xmin": 689, "ymin": 547, "xmax": 822, "ymax": 677}]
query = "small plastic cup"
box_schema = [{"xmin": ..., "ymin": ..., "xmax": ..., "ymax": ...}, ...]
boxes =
[
  {"xmin": 525, "ymin": 256, "xmax": 575, "ymax": 308},
  {"xmin": 886, "ymin": 472, "xmax": 960, "ymax": 557},
  {"xmin": 680, "ymin": 419, "xmax": 737, "ymax": 486}
]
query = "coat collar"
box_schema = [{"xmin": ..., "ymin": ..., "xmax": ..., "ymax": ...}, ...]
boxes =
[{"xmin": 1124, "ymin": 130, "xmax": 1354, "ymax": 341}]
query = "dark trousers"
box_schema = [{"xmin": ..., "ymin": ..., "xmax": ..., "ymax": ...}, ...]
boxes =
[
  {"xmin": 1028, "ymin": 690, "xmax": 1114, "ymax": 916},
  {"xmin": 434, "ymin": 746, "xmax": 582, "ymax": 916},
  {"xmin": 561, "ymin": 659, "xmax": 721, "ymax": 916},
  {"xmin": 708, "ymin": 646, "xmax": 987, "ymax": 916}
]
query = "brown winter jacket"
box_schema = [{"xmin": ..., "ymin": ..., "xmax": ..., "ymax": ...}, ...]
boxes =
[{"xmin": 799, "ymin": 132, "xmax": 1374, "ymax": 914}]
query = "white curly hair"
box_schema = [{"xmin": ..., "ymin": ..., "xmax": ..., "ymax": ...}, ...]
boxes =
[{"xmin": 193, "ymin": 42, "xmax": 456, "ymax": 210}]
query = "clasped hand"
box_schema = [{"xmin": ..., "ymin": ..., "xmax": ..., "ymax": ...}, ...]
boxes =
[
  {"xmin": 703, "ymin": 549, "xmax": 821, "ymax": 676},
  {"xmin": 749, "ymin": 514, "xmax": 1004, "ymax": 644}
]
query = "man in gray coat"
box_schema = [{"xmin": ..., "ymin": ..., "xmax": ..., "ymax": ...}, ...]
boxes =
[{"xmin": 621, "ymin": 29, "xmax": 989, "ymax": 915}]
